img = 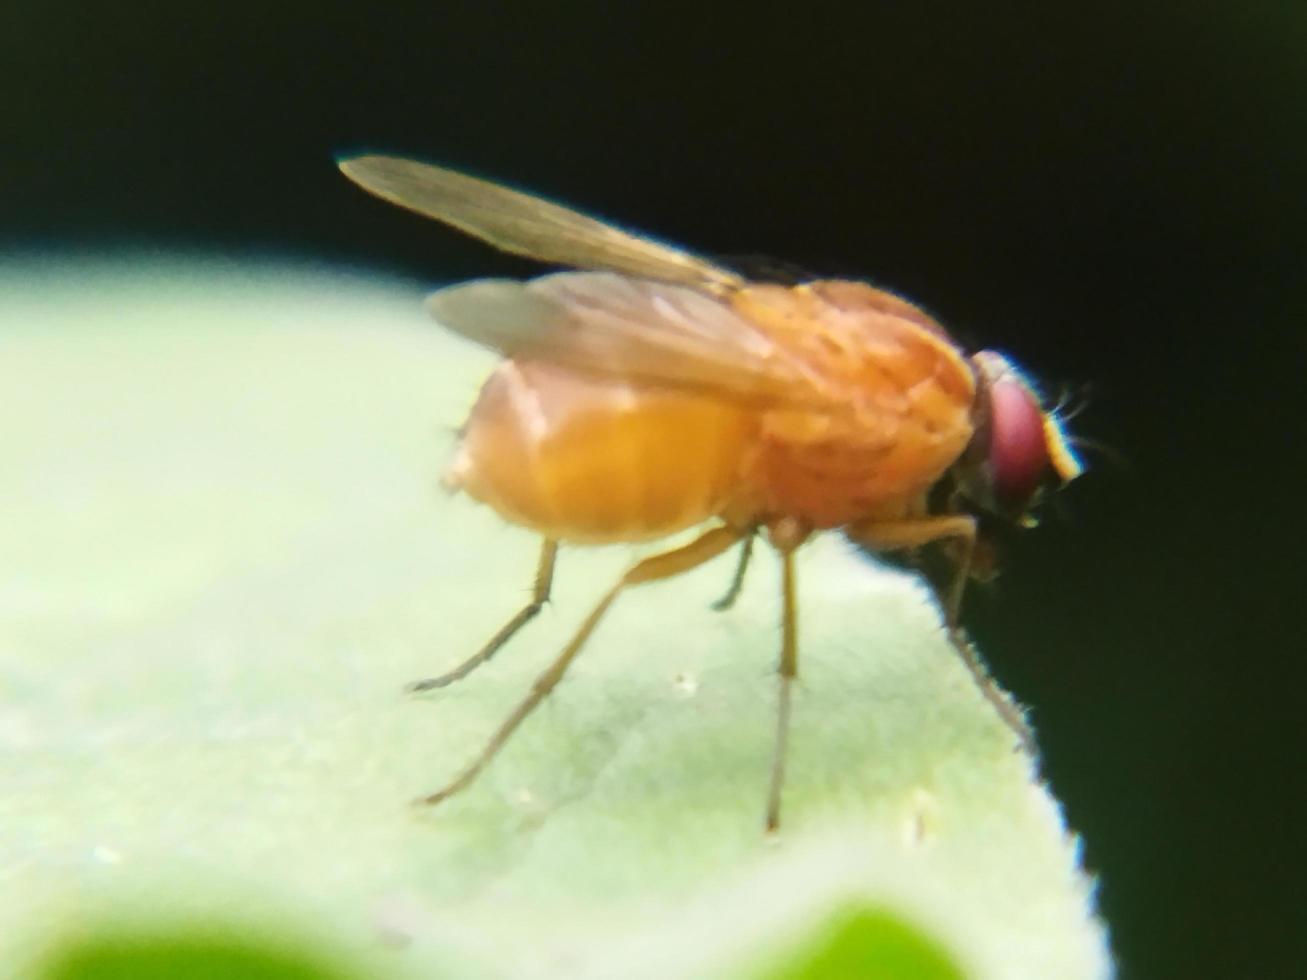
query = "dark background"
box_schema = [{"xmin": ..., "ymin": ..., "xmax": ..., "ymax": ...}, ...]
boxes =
[{"xmin": 6, "ymin": 3, "xmax": 1303, "ymax": 977}]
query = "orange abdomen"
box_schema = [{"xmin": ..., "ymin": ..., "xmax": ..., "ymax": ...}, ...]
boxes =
[{"xmin": 446, "ymin": 360, "xmax": 756, "ymax": 543}]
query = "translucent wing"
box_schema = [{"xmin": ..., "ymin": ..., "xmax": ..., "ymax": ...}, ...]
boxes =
[
  {"xmin": 338, "ymin": 155, "xmax": 743, "ymax": 290},
  {"xmin": 427, "ymin": 272, "xmax": 832, "ymax": 407}
]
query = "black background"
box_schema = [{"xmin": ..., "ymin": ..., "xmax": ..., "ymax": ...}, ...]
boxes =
[{"xmin": 6, "ymin": 3, "xmax": 1304, "ymax": 977}]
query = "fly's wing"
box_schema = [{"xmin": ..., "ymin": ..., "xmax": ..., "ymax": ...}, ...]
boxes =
[
  {"xmin": 338, "ymin": 155, "xmax": 743, "ymax": 290},
  {"xmin": 427, "ymin": 271, "xmax": 833, "ymax": 408}
]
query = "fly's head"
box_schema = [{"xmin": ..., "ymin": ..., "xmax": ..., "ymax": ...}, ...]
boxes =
[{"xmin": 954, "ymin": 351, "xmax": 1082, "ymax": 528}]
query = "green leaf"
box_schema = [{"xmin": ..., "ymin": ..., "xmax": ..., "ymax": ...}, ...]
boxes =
[
  {"xmin": 748, "ymin": 905, "xmax": 964, "ymax": 980},
  {"xmin": 0, "ymin": 257, "xmax": 1111, "ymax": 979},
  {"xmin": 35, "ymin": 926, "xmax": 365, "ymax": 980}
]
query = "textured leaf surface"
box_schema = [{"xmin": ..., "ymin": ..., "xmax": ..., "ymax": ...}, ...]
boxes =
[{"xmin": 0, "ymin": 258, "xmax": 1111, "ymax": 979}]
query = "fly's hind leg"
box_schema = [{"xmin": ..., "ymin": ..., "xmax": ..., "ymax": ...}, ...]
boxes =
[
  {"xmin": 416, "ymin": 525, "xmax": 743, "ymax": 808},
  {"xmin": 408, "ymin": 539, "xmax": 558, "ymax": 693},
  {"xmin": 846, "ymin": 516, "xmax": 1035, "ymax": 754}
]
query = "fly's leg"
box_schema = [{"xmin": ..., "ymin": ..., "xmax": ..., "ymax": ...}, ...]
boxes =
[
  {"xmin": 849, "ymin": 516, "xmax": 976, "ymax": 627},
  {"xmin": 764, "ymin": 519, "xmax": 808, "ymax": 832},
  {"xmin": 846, "ymin": 516, "xmax": 1035, "ymax": 754},
  {"xmin": 938, "ymin": 620, "xmax": 1035, "ymax": 755},
  {"xmin": 408, "ymin": 539, "xmax": 558, "ymax": 693},
  {"xmin": 710, "ymin": 529, "xmax": 756, "ymax": 612},
  {"xmin": 416, "ymin": 525, "xmax": 743, "ymax": 808}
]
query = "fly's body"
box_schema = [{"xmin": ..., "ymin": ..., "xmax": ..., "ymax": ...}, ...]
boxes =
[
  {"xmin": 338, "ymin": 155, "xmax": 1082, "ymax": 829},
  {"xmin": 448, "ymin": 278, "xmax": 976, "ymax": 541}
]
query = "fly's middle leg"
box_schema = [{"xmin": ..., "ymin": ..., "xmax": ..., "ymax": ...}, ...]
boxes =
[{"xmin": 710, "ymin": 529, "xmax": 756, "ymax": 612}]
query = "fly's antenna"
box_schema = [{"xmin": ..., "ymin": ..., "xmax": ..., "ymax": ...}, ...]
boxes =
[
  {"xmin": 1067, "ymin": 434, "xmax": 1129, "ymax": 471},
  {"xmin": 1050, "ymin": 381, "xmax": 1094, "ymax": 423}
]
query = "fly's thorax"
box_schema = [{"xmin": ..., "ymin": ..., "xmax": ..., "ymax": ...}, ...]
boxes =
[
  {"xmin": 746, "ymin": 404, "xmax": 973, "ymax": 529},
  {"xmin": 729, "ymin": 280, "xmax": 976, "ymax": 529}
]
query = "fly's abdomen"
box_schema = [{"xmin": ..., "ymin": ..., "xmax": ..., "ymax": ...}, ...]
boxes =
[{"xmin": 446, "ymin": 360, "xmax": 754, "ymax": 542}]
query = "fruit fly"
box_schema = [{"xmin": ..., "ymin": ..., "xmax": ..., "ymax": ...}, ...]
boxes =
[{"xmin": 338, "ymin": 155, "xmax": 1083, "ymax": 830}]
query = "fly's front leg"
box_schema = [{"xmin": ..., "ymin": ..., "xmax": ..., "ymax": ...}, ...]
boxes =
[
  {"xmin": 846, "ymin": 515, "xmax": 1034, "ymax": 754},
  {"xmin": 847, "ymin": 516, "xmax": 976, "ymax": 629},
  {"xmin": 409, "ymin": 539, "xmax": 558, "ymax": 693}
]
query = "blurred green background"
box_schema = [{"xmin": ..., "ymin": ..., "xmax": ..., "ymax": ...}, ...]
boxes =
[{"xmin": 3, "ymin": 3, "xmax": 1302, "ymax": 977}]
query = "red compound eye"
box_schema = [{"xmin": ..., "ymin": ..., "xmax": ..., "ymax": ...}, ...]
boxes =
[{"xmin": 988, "ymin": 376, "xmax": 1050, "ymax": 507}]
